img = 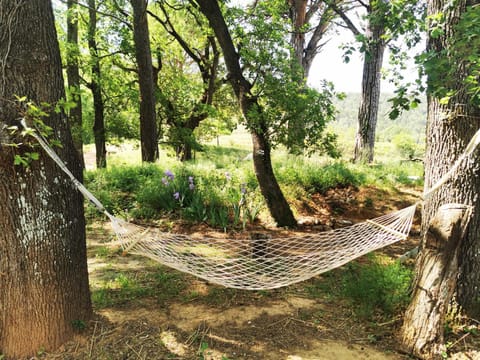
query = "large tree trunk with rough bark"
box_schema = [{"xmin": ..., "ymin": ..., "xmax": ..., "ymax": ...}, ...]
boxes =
[
  {"xmin": 420, "ymin": 0, "xmax": 480, "ymax": 317},
  {"xmin": 194, "ymin": 0, "xmax": 297, "ymax": 227},
  {"xmin": 87, "ymin": 0, "xmax": 107, "ymax": 168},
  {"xmin": 400, "ymin": 0, "xmax": 480, "ymax": 356},
  {"xmin": 131, "ymin": 0, "xmax": 159, "ymax": 162},
  {"xmin": 400, "ymin": 204, "xmax": 472, "ymax": 359},
  {"xmin": 0, "ymin": 1, "xmax": 92, "ymax": 358},
  {"xmin": 353, "ymin": 25, "xmax": 385, "ymax": 163},
  {"xmin": 66, "ymin": 0, "xmax": 85, "ymax": 168}
]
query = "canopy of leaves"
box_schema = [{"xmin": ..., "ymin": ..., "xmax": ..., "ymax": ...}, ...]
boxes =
[
  {"xmin": 420, "ymin": 4, "xmax": 480, "ymax": 105},
  {"xmin": 227, "ymin": 0, "xmax": 339, "ymax": 157}
]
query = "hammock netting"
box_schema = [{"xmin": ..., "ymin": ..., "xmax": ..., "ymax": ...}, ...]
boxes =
[{"xmin": 108, "ymin": 204, "xmax": 416, "ymax": 290}]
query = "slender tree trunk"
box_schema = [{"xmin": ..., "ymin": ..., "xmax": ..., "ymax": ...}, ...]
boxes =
[
  {"xmin": 194, "ymin": 0, "xmax": 297, "ymax": 227},
  {"xmin": 87, "ymin": 0, "xmax": 107, "ymax": 168},
  {"xmin": 131, "ymin": 0, "xmax": 159, "ymax": 162},
  {"xmin": 251, "ymin": 125, "xmax": 297, "ymax": 226},
  {"xmin": 289, "ymin": 0, "xmax": 308, "ymax": 76},
  {"xmin": 287, "ymin": 0, "xmax": 333, "ymax": 151},
  {"xmin": 0, "ymin": 1, "xmax": 92, "ymax": 358},
  {"xmin": 288, "ymin": 0, "xmax": 332, "ymax": 78},
  {"xmin": 180, "ymin": 117, "xmax": 203, "ymax": 161},
  {"xmin": 353, "ymin": 25, "xmax": 385, "ymax": 163},
  {"xmin": 66, "ymin": 0, "xmax": 85, "ymax": 168}
]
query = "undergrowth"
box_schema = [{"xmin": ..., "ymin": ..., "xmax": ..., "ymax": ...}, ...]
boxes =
[
  {"xmin": 304, "ymin": 254, "xmax": 413, "ymax": 320},
  {"xmin": 91, "ymin": 265, "xmax": 185, "ymax": 308},
  {"xmin": 341, "ymin": 255, "xmax": 413, "ymax": 318},
  {"xmin": 84, "ymin": 146, "xmax": 423, "ymax": 230}
]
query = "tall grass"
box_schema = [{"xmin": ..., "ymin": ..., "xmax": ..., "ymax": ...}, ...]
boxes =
[{"xmin": 84, "ymin": 141, "xmax": 423, "ymax": 227}]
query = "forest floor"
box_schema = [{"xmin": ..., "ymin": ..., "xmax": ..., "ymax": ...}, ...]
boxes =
[{"xmin": 42, "ymin": 186, "xmax": 479, "ymax": 360}]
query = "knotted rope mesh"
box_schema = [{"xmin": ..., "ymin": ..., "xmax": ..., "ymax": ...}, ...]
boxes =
[
  {"xmin": 28, "ymin": 123, "xmax": 480, "ymax": 290},
  {"xmin": 107, "ymin": 204, "xmax": 416, "ymax": 290}
]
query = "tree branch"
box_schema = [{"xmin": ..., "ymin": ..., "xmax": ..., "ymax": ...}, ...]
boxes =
[
  {"xmin": 148, "ymin": 5, "xmax": 202, "ymax": 66},
  {"xmin": 58, "ymin": 0, "xmax": 132, "ymax": 29},
  {"xmin": 329, "ymin": 3, "xmax": 361, "ymax": 36}
]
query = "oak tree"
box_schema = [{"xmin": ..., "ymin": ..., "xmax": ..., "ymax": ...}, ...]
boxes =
[{"xmin": 0, "ymin": 0, "xmax": 92, "ymax": 357}]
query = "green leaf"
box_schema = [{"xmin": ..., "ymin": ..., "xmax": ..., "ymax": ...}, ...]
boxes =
[
  {"xmin": 29, "ymin": 152, "xmax": 40, "ymax": 161},
  {"xmin": 439, "ymin": 96, "xmax": 451, "ymax": 105},
  {"xmin": 14, "ymin": 155, "xmax": 28, "ymax": 167}
]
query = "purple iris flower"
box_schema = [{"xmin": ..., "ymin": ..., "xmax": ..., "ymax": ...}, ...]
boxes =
[
  {"xmin": 164, "ymin": 169, "xmax": 175, "ymax": 181},
  {"xmin": 240, "ymin": 183, "xmax": 247, "ymax": 194},
  {"xmin": 173, "ymin": 192, "xmax": 180, "ymax": 200},
  {"xmin": 161, "ymin": 177, "xmax": 169, "ymax": 186}
]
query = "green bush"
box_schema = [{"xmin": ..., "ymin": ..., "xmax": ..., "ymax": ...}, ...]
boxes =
[
  {"xmin": 342, "ymin": 255, "xmax": 413, "ymax": 318},
  {"xmin": 392, "ymin": 132, "xmax": 424, "ymax": 160},
  {"xmin": 276, "ymin": 160, "xmax": 361, "ymax": 194}
]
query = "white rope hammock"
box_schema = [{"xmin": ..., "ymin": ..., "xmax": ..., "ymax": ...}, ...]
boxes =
[{"xmin": 27, "ymin": 124, "xmax": 480, "ymax": 290}]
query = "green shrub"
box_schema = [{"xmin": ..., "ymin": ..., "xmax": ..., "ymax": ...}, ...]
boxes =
[
  {"xmin": 342, "ymin": 255, "xmax": 413, "ymax": 318},
  {"xmin": 392, "ymin": 132, "xmax": 424, "ymax": 160},
  {"xmin": 276, "ymin": 160, "xmax": 361, "ymax": 194}
]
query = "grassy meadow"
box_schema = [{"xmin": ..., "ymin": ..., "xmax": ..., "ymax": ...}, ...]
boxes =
[{"xmin": 84, "ymin": 92, "xmax": 426, "ymax": 230}]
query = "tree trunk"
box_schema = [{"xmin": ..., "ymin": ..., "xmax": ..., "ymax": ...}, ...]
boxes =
[
  {"xmin": 353, "ymin": 24, "xmax": 385, "ymax": 163},
  {"xmin": 66, "ymin": 0, "xmax": 85, "ymax": 168},
  {"xmin": 87, "ymin": 0, "xmax": 107, "ymax": 168},
  {"xmin": 289, "ymin": 0, "xmax": 308, "ymax": 76},
  {"xmin": 251, "ymin": 126, "xmax": 297, "ymax": 227},
  {"xmin": 194, "ymin": 0, "xmax": 297, "ymax": 227},
  {"xmin": 288, "ymin": 0, "xmax": 332, "ymax": 78},
  {"xmin": 0, "ymin": 1, "xmax": 92, "ymax": 358},
  {"xmin": 420, "ymin": 0, "xmax": 480, "ymax": 317},
  {"xmin": 400, "ymin": 204, "xmax": 472, "ymax": 359},
  {"xmin": 131, "ymin": 0, "xmax": 159, "ymax": 162},
  {"xmin": 400, "ymin": 0, "xmax": 480, "ymax": 356}
]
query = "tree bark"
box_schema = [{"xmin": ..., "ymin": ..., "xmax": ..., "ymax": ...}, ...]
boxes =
[
  {"xmin": 131, "ymin": 0, "xmax": 159, "ymax": 162},
  {"xmin": 400, "ymin": 0, "xmax": 480, "ymax": 356},
  {"xmin": 353, "ymin": 23, "xmax": 385, "ymax": 163},
  {"xmin": 0, "ymin": 1, "xmax": 92, "ymax": 358},
  {"xmin": 289, "ymin": 0, "xmax": 308, "ymax": 74},
  {"xmin": 66, "ymin": 0, "xmax": 85, "ymax": 168},
  {"xmin": 87, "ymin": 0, "xmax": 107, "ymax": 168},
  {"xmin": 420, "ymin": 0, "xmax": 480, "ymax": 317},
  {"xmin": 194, "ymin": 0, "xmax": 297, "ymax": 227},
  {"xmin": 400, "ymin": 204, "xmax": 472, "ymax": 359},
  {"xmin": 288, "ymin": 0, "xmax": 333, "ymax": 78}
]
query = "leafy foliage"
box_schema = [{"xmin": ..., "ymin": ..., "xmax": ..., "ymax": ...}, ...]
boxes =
[
  {"xmin": 421, "ymin": 4, "xmax": 480, "ymax": 105},
  {"xmin": 226, "ymin": 0, "xmax": 340, "ymax": 156}
]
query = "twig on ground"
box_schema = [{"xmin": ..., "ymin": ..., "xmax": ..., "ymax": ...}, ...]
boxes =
[{"xmin": 88, "ymin": 321, "xmax": 98, "ymax": 359}]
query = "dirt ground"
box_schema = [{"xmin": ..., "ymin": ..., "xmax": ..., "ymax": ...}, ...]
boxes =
[{"xmin": 41, "ymin": 186, "xmax": 479, "ymax": 360}]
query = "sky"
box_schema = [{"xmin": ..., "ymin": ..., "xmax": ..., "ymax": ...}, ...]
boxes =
[
  {"xmin": 307, "ymin": 31, "xmax": 422, "ymax": 94},
  {"xmin": 307, "ymin": 31, "xmax": 365, "ymax": 93}
]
